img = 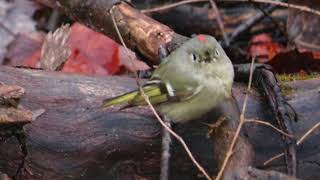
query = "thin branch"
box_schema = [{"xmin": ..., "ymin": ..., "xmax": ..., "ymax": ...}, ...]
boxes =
[
  {"xmin": 228, "ymin": 5, "xmax": 277, "ymax": 44},
  {"xmin": 263, "ymin": 122, "xmax": 320, "ymax": 166},
  {"xmin": 141, "ymin": 0, "xmax": 207, "ymax": 14},
  {"xmin": 224, "ymin": 0, "xmax": 320, "ymax": 16},
  {"xmin": 110, "ymin": 8, "xmax": 141, "ymax": 87},
  {"xmin": 143, "ymin": 0, "xmax": 229, "ymax": 45},
  {"xmin": 215, "ymin": 57, "xmax": 255, "ymax": 180},
  {"xmin": 208, "ymin": 0, "xmax": 229, "ymax": 46},
  {"xmin": 296, "ymin": 122, "xmax": 320, "ymax": 145},
  {"xmin": 0, "ymin": 22, "xmax": 15, "ymax": 37},
  {"xmin": 141, "ymin": 0, "xmax": 320, "ymax": 47},
  {"xmin": 263, "ymin": 152, "xmax": 285, "ymax": 166},
  {"xmin": 110, "ymin": 7, "xmax": 211, "ymax": 180},
  {"xmin": 142, "ymin": 94, "xmax": 212, "ymax": 180},
  {"xmin": 160, "ymin": 117, "xmax": 171, "ymax": 180},
  {"xmin": 253, "ymin": 3, "xmax": 287, "ymax": 38},
  {"xmin": 142, "ymin": 0, "xmax": 320, "ymax": 18},
  {"xmin": 245, "ymin": 119, "xmax": 294, "ymax": 138}
]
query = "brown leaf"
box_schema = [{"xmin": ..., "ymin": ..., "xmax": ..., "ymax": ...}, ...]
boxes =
[
  {"xmin": 40, "ymin": 24, "xmax": 71, "ymax": 70},
  {"xmin": 0, "ymin": 107, "xmax": 32, "ymax": 125},
  {"xmin": 0, "ymin": 84, "xmax": 24, "ymax": 100}
]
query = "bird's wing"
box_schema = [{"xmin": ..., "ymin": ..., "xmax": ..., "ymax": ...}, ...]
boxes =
[
  {"xmin": 104, "ymin": 51, "xmax": 202, "ymax": 109},
  {"xmin": 151, "ymin": 55, "xmax": 202, "ymax": 101},
  {"xmin": 102, "ymin": 79, "xmax": 196, "ymax": 108}
]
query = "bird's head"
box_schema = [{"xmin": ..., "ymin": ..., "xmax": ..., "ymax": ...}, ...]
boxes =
[{"xmin": 176, "ymin": 35, "xmax": 234, "ymax": 92}]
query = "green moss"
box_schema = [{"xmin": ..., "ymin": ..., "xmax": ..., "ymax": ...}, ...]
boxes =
[
  {"xmin": 280, "ymin": 84, "xmax": 296, "ymax": 96},
  {"xmin": 276, "ymin": 72, "xmax": 320, "ymax": 82},
  {"xmin": 275, "ymin": 72, "xmax": 320, "ymax": 95}
]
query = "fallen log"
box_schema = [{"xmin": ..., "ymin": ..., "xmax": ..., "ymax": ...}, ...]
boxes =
[
  {"xmin": 0, "ymin": 66, "xmax": 319, "ymax": 179},
  {"xmin": 18, "ymin": 1, "xmax": 254, "ymax": 178}
]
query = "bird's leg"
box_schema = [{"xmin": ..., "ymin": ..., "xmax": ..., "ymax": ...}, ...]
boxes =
[{"xmin": 160, "ymin": 116, "xmax": 172, "ymax": 180}]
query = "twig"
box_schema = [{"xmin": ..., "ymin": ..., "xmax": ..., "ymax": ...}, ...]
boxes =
[
  {"xmin": 110, "ymin": 7, "xmax": 211, "ymax": 180},
  {"xmin": 160, "ymin": 117, "xmax": 171, "ymax": 180},
  {"xmin": 228, "ymin": 5, "xmax": 277, "ymax": 44},
  {"xmin": 215, "ymin": 57, "xmax": 255, "ymax": 180},
  {"xmin": 141, "ymin": 0, "xmax": 230, "ymax": 45},
  {"xmin": 263, "ymin": 152, "xmax": 285, "ymax": 166},
  {"xmin": 141, "ymin": 0, "xmax": 207, "ymax": 14},
  {"xmin": 245, "ymin": 119, "xmax": 293, "ymax": 138},
  {"xmin": 208, "ymin": 0, "xmax": 229, "ymax": 46},
  {"xmin": 263, "ymin": 122, "xmax": 320, "ymax": 166},
  {"xmin": 253, "ymin": 3, "xmax": 287, "ymax": 39},
  {"xmin": 0, "ymin": 22, "xmax": 15, "ymax": 37},
  {"xmin": 142, "ymin": 94, "xmax": 211, "ymax": 180},
  {"xmin": 142, "ymin": 0, "xmax": 320, "ymax": 18},
  {"xmin": 141, "ymin": 0, "xmax": 320, "ymax": 47},
  {"xmin": 254, "ymin": 67, "xmax": 297, "ymax": 175},
  {"xmin": 110, "ymin": 8, "xmax": 141, "ymax": 87},
  {"xmin": 296, "ymin": 122, "xmax": 320, "ymax": 145},
  {"xmin": 223, "ymin": 0, "xmax": 320, "ymax": 17}
]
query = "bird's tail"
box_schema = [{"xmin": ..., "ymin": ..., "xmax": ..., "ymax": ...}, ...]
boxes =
[{"xmin": 103, "ymin": 84, "xmax": 168, "ymax": 108}]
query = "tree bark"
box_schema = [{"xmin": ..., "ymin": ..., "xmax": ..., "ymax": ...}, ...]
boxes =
[
  {"xmin": 0, "ymin": 66, "xmax": 319, "ymax": 179},
  {"xmin": 1, "ymin": 0, "xmax": 318, "ymax": 179},
  {"xmin": 36, "ymin": 0, "xmax": 188, "ymax": 64}
]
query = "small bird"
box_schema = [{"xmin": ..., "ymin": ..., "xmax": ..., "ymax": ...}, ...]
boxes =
[
  {"xmin": 103, "ymin": 35, "xmax": 234, "ymax": 180},
  {"xmin": 103, "ymin": 35, "xmax": 234, "ymax": 123}
]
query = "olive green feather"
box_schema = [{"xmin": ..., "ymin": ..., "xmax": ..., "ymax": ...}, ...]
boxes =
[{"xmin": 103, "ymin": 84, "xmax": 169, "ymax": 108}]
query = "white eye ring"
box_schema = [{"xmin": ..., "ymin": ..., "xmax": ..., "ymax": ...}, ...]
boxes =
[{"xmin": 214, "ymin": 49, "xmax": 220, "ymax": 56}]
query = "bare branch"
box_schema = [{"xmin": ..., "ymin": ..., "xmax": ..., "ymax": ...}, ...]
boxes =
[{"xmin": 216, "ymin": 57, "xmax": 255, "ymax": 180}]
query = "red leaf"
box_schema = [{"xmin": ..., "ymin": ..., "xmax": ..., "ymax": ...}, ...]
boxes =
[
  {"xmin": 23, "ymin": 50, "xmax": 41, "ymax": 67},
  {"xmin": 61, "ymin": 23, "xmax": 149, "ymax": 75},
  {"xmin": 62, "ymin": 48, "xmax": 110, "ymax": 75},
  {"xmin": 248, "ymin": 33, "xmax": 285, "ymax": 63},
  {"xmin": 20, "ymin": 23, "xmax": 149, "ymax": 75},
  {"xmin": 63, "ymin": 23, "xmax": 120, "ymax": 75}
]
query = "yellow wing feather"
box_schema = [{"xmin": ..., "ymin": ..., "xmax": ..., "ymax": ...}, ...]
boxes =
[{"xmin": 103, "ymin": 84, "xmax": 168, "ymax": 108}]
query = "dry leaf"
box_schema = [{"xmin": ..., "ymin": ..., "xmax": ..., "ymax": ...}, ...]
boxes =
[
  {"xmin": 0, "ymin": 84, "xmax": 24, "ymax": 100},
  {"xmin": 0, "ymin": 107, "xmax": 32, "ymax": 125},
  {"xmin": 40, "ymin": 24, "xmax": 71, "ymax": 70}
]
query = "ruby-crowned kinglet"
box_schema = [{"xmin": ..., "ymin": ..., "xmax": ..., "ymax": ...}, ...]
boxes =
[{"xmin": 103, "ymin": 35, "xmax": 234, "ymax": 123}]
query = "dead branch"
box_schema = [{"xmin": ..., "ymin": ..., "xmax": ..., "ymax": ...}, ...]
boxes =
[
  {"xmin": 35, "ymin": 0, "xmax": 185, "ymax": 64},
  {"xmin": 0, "ymin": 66, "xmax": 319, "ymax": 179}
]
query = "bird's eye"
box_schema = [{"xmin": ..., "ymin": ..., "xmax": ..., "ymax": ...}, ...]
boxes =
[
  {"xmin": 214, "ymin": 49, "xmax": 220, "ymax": 56},
  {"xmin": 190, "ymin": 53, "xmax": 198, "ymax": 62}
]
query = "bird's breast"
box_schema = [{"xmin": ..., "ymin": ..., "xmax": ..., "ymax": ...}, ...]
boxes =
[{"xmin": 156, "ymin": 86, "xmax": 227, "ymax": 123}]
